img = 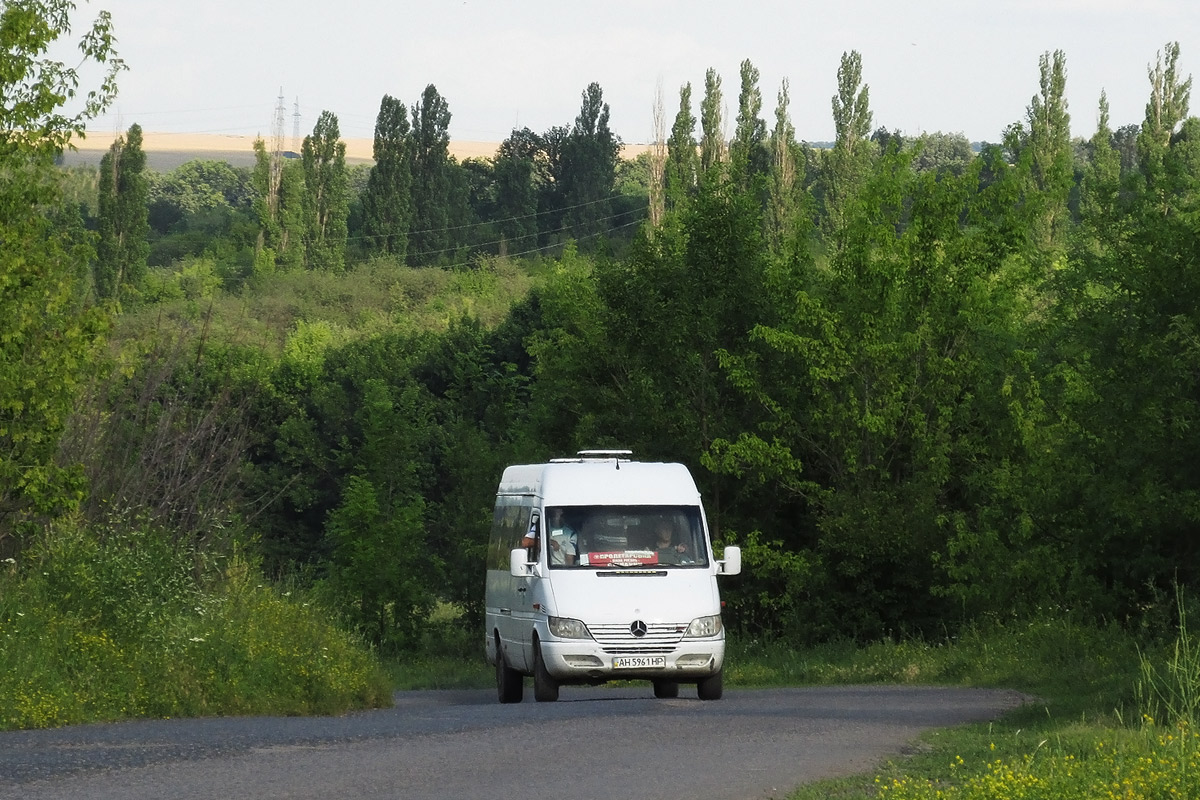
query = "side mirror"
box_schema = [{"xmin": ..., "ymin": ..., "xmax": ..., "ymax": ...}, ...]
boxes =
[
  {"xmin": 718, "ymin": 545, "xmax": 741, "ymax": 576},
  {"xmin": 510, "ymin": 547, "xmax": 534, "ymax": 578}
]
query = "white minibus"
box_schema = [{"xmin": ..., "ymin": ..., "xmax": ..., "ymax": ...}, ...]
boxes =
[{"xmin": 484, "ymin": 450, "xmax": 741, "ymax": 702}]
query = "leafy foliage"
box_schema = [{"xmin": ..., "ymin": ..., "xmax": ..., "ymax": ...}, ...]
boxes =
[
  {"xmin": 95, "ymin": 123, "xmax": 150, "ymax": 300},
  {"xmin": 0, "ymin": 519, "xmax": 391, "ymax": 729},
  {"xmin": 0, "ymin": 0, "xmax": 118, "ymax": 548},
  {"xmin": 361, "ymin": 94, "xmax": 412, "ymax": 259},
  {"xmin": 301, "ymin": 111, "xmax": 350, "ymax": 271}
]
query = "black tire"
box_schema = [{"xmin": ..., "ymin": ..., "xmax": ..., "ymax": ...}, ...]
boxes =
[
  {"xmin": 652, "ymin": 680, "xmax": 680, "ymax": 699},
  {"xmin": 532, "ymin": 640, "xmax": 559, "ymax": 702},
  {"xmin": 697, "ymin": 669, "xmax": 723, "ymax": 701},
  {"xmin": 495, "ymin": 640, "xmax": 524, "ymax": 704}
]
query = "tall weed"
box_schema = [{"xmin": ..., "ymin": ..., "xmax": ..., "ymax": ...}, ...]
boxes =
[
  {"xmin": 1137, "ymin": 585, "xmax": 1200, "ymax": 728},
  {"xmin": 0, "ymin": 518, "xmax": 390, "ymax": 730}
]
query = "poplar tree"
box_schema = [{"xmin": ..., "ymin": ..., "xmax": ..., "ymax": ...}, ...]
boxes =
[
  {"xmin": 648, "ymin": 81, "xmax": 667, "ymax": 230},
  {"xmin": 1001, "ymin": 50, "xmax": 1071, "ymax": 256},
  {"xmin": 408, "ymin": 84, "xmax": 452, "ymax": 265},
  {"xmin": 665, "ymin": 82, "xmax": 699, "ymax": 209},
  {"xmin": 767, "ymin": 79, "xmax": 802, "ymax": 256},
  {"xmin": 700, "ymin": 68, "xmax": 725, "ymax": 174},
  {"xmin": 494, "ymin": 127, "xmax": 542, "ymax": 252},
  {"xmin": 1028, "ymin": 50, "xmax": 1072, "ymax": 251},
  {"xmin": 730, "ymin": 59, "xmax": 769, "ymax": 189},
  {"xmin": 362, "ymin": 94, "xmax": 412, "ymax": 260},
  {"xmin": 1138, "ymin": 42, "xmax": 1192, "ymax": 184},
  {"xmin": 95, "ymin": 123, "xmax": 150, "ymax": 301},
  {"xmin": 832, "ymin": 51, "xmax": 873, "ymax": 160},
  {"xmin": 821, "ymin": 50, "xmax": 873, "ymax": 241},
  {"xmin": 301, "ymin": 110, "xmax": 349, "ymax": 271},
  {"xmin": 1078, "ymin": 91, "xmax": 1122, "ymax": 237},
  {"xmin": 251, "ymin": 138, "xmax": 306, "ymax": 272},
  {"xmin": 561, "ymin": 82, "xmax": 620, "ymax": 241}
]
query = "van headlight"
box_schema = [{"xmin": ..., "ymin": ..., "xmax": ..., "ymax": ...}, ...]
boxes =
[
  {"xmin": 548, "ymin": 616, "xmax": 591, "ymax": 639},
  {"xmin": 684, "ymin": 615, "xmax": 722, "ymax": 638}
]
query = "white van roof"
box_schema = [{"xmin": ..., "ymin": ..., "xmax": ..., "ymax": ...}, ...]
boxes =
[{"xmin": 497, "ymin": 453, "xmax": 701, "ymax": 506}]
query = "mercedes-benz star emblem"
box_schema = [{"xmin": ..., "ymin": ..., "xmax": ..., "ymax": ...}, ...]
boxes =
[{"xmin": 629, "ymin": 620, "xmax": 647, "ymax": 637}]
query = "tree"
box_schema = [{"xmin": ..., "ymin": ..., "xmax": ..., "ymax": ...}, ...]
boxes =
[
  {"xmin": 95, "ymin": 123, "xmax": 150, "ymax": 301},
  {"xmin": 646, "ymin": 80, "xmax": 667, "ymax": 230},
  {"xmin": 323, "ymin": 374, "xmax": 440, "ymax": 649},
  {"xmin": 538, "ymin": 124, "xmax": 571, "ymax": 242},
  {"xmin": 361, "ymin": 94, "xmax": 411, "ymax": 259},
  {"xmin": 832, "ymin": 51, "xmax": 873, "ymax": 162},
  {"xmin": 251, "ymin": 138, "xmax": 306, "ymax": 273},
  {"xmin": 1027, "ymin": 50, "xmax": 1072, "ymax": 251},
  {"xmin": 1078, "ymin": 91, "xmax": 1122, "ymax": 238},
  {"xmin": 665, "ymin": 82, "xmax": 699, "ymax": 209},
  {"xmin": 1138, "ymin": 42, "xmax": 1192, "ymax": 195},
  {"xmin": 821, "ymin": 50, "xmax": 874, "ymax": 241},
  {"xmin": 147, "ymin": 159, "xmax": 252, "ymax": 233},
  {"xmin": 700, "ymin": 68, "xmax": 725, "ymax": 174},
  {"xmin": 560, "ymin": 82, "xmax": 621, "ymax": 242},
  {"xmin": 582, "ymin": 178, "xmax": 774, "ymax": 537},
  {"xmin": 767, "ymin": 78, "xmax": 803, "ymax": 256},
  {"xmin": 300, "ymin": 110, "xmax": 349, "ymax": 271},
  {"xmin": 0, "ymin": 0, "xmax": 122, "ymax": 545},
  {"xmin": 494, "ymin": 127, "xmax": 542, "ymax": 253},
  {"xmin": 909, "ymin": 132, "xmax": 975, "ymax": 177},
  {"xmin": 709, "ymin": 151, "xmax": 1041, "ymax": 636},
  {"xmin": 871, "ymin": 127, "xmax": 904, "ymax": 155},
  {"xmin": 1004, "ymin": 50, "xmax": 1072, "ymax": 255},
  {"xmin": 1043, "ymin": 110, "xmax": 1200, "ymax": 619},
  {"xmin": 1140, "ymin": 43, "xmax": 1192, "ymax": 161},
  {"xmin": 730, "ymin": 59, "xmax": 769, "ymax": 189},
  {"xmin": 1113, "ymin": 123, "xmax": 1142, "ymax": 176},
  {"xmin": 408, "ymin": 84, "xmax": 452, "ymax": 265}
]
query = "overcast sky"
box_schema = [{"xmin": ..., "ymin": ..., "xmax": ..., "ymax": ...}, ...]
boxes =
[{"xmin": 78, "ymin": 0, "xmax": 1195, "ymax": 146}]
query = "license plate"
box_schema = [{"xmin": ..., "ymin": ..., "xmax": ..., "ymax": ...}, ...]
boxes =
[{"xmin": 613, "ymin": 656, "xmax": 666, "ymax": 669}]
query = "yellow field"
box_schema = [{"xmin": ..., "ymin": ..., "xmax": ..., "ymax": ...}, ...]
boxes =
[{"xmin": 65, "ymin": 132, "xmax": 651, "ymax": 171}]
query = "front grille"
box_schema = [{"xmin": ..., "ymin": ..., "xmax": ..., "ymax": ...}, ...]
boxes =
[{"xmin": 588, "ymin": 622, "xmax": 686, "ymax": 654}]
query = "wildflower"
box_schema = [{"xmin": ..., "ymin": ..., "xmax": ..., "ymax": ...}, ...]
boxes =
[{"xmin": 189, "ymin": 637, "xmax": 205, "ymax": 643}]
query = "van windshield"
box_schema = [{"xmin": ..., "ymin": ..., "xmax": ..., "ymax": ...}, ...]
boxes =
[{"xmin": 546, "ymin": 505, "xmax": 709, "ymax": 569}]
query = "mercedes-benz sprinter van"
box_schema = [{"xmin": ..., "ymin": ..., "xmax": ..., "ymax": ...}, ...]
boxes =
[{"xmin": 484, "ymin": 450, "xmax": 741, "ymax": 702}]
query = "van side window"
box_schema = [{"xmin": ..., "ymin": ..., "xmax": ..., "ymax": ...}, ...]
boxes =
[{"xmin": 487, "ymin": 500, "xmax": 534, "ymax": 569}]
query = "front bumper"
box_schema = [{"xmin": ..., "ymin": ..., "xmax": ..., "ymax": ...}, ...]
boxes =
[{"xmin": 539, "ymin": 635, "xmax": 725, "ymax": 682}]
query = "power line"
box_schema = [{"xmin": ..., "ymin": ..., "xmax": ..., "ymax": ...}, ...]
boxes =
[
  {"xmin": 398, "ymin": 202, "xmax": 650, "ymax": 261},
  {"xmin": 382, "ymin": 208, "xmax": 650, "ymax": 272},
  {"xmin": 351, "ymin": 190, "xmax": 646, "ymax": 245}
]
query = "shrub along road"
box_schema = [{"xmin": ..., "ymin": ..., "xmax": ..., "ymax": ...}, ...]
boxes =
[{"xmin": 0, "ymin": 686, "xmax": 1027, "ymax": 800}]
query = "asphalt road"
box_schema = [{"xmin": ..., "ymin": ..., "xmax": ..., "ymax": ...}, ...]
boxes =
[{"xmin": 0, "ymin": 685, "xmax": 1028, "ymax": 800}]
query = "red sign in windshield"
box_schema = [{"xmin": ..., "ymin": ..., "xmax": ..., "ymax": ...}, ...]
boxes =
[{"xmin": 584, "ymin": 550, "xmax": 658, "ymax": 567}]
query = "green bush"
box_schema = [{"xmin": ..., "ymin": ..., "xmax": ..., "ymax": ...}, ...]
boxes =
[{"xmin": 0, "ymin": 518, "xmax": 391, "ymax": 730}]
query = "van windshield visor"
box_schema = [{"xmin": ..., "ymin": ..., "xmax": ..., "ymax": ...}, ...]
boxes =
[{"xmin": 545, "ymin": 505, "xmax": 709, "ymax": 569}]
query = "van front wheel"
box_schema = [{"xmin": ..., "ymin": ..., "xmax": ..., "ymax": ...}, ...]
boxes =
[
  {"xmin": 533, "ymin": 641, "xmax": 559, "ymax": 702},
  {"xmin": 496, "ymin": 644, "xmax": 524, "ymax": 704},
  {"xmin": 697, "ymin": 669, "xmax": 723, "ymax": 701}
]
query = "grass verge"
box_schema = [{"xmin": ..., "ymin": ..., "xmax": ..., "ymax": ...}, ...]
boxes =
[
  {"xmin": 0, "ymin": 518, "xmax": 392, "ymax": 730},
  {"xmin": 727, "ymin": 616, "xmax": 1191, "ymax": 800}
]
